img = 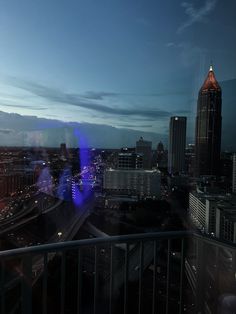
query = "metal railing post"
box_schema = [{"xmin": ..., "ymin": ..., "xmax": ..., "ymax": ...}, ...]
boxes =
[
  {"xmin": 124, "ymin": 243, "xmax": 129, "ymax": 314},
  {"xmin": 195, "ymin": 238, "xmax": 205, "ymax": 314},
  {"xmin": 179, "ymin": 238, "xmax": 185, "ymax": 314},
  {"xmin": 77, "ymin": 249, "xmax": 82, "ymax": 314},
  {"xmin": 138, "ymin": 241, "xmax": 144, "ymax": 314},
  {"xmin": 21, "ymin": 254, "xmax": 32, "ymax": 314},
  {"xmin": 60, "ymin": 252, "xmax": 66, "ymax": 314},
  {"xmin": 0, "ymin": 260, "xmax": 5, "ymax": 314},
  {"xmin": 166, "ymin": 239, "xmax": 171, "ymax": 314},
  {"xmin": 94, "ymin": 246, "xmax": 98, "ymax": 314},
  {"xmin": 109, "ymin": 244, "xmax": 114, "ymax": 314},
  {"xmin": 152, "ymin": 240, "xmax": 158, "ymax": 314},
  {"xmin": 42, "ymin": 253, "xmax": 48, "ymax": 314}
]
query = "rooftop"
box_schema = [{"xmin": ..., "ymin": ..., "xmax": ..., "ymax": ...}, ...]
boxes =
[{"xmin": 200, "ymin": 65, "xmax": 221, "ymax": 92}]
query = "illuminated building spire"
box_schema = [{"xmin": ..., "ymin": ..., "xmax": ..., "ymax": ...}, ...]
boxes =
[{"xmin": 200, "ymin": 64, "xmax": 221, "ymax": 91}]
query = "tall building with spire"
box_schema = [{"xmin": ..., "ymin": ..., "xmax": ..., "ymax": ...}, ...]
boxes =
[{"xmin": 195, "ymin": 65, "xmax": 222, "ymax": 176}]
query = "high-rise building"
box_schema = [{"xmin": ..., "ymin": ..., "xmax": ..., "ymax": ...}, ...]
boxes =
[
  {"xmin": 157, "ymin": 141, "xmax": 164, "ymax": 154},
  {"xmin": 216, "ymin": 201, "xmax": 236, "ymax": 243},
  {"xmin": 156, "ymin": 141, "xmax": 166, "ymax": 169},
  {"xmin": 168, "ymin": 116, "xmax": 187, "ymax": 174},
  {"xmin": 189, "ymin": 191, "xmax": 218, "ymax": 234},
  {"xmin": 118, "ymin": 152, "xmax": 143, "ymax": 169},
  {"xmin": 195, "ymin": 65, "xmax": 222, "ymax": 176},
  {"xmin": 136, "ymin": 137, "xmax": 152, "ymax": 169},
  {"xmin": 60, "ymin": 143, "xmax": 68, "ymax": 159},
  {"xmin": 233, "ymin": 153, "xmax": 236, "ymax": 193},
  {"xmin": 103, "ymin": 168, "xmax": 161, "ymax": 198}
]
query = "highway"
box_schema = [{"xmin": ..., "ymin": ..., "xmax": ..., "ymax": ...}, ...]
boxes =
[
  {"xmin": 1, "ymin": 194, "xmax": 95, "ymax": 304},
  {"xmin": 32, "ymin": 196, "xmax": 95, "ymax": 276},
  {"xmin": 0, "ymin": 197, "xmax": 63, "ymax": 236},
  {"xmin": 83, "ymin": 222, "xmax": 161, "ymax": 295}
]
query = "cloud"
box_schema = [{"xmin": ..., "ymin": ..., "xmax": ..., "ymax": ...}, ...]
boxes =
[
  {"xmin": 117, "ymin": 124, "xmax": 153, "ymax": 128},
  {"xmin": 178, "ymin": 0, "xmax": 217, "ymax": 33},
  {"xmin": 166, "ymin": 42, "xmax": 175, "ymax": 48},
  {"xmin": 0, "ymin": 110, "xmax": 168, "ymax": 148},
  {"xmin": 0, "ymin": 128, "xmax": 14, "ymax": 134},
  {"xmin": 167, "ymin": 41, "xmax": 207, "ymax": 67},
  {"xmin": 6, "ymin": 77, "xmax": 172, "ymax": 120},
  {"xmin": 1, "ymin": 103, "xmax": 48, "ymax": 110},
  {"xmin": 173, "ymin": 109, "xmax": 191, "ymax": 114},
  {"xmin": 82, "ymin": 91, "xmax": 118, "ymax": 100}
]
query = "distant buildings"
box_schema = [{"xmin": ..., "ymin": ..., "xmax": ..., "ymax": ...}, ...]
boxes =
[
  {"xmin": 157, "ymin": 141, "xmax": 164, "ymax": 155},
  {"xmin": 189, "ymin": 190, "xmax": 236, "ymax": 243},
  {"xmin": 185, "ymin": 144, "xmax": 195, "ymax": 175},
  {"xmin": 156, "ymin": 141, "xmax": 164, "ymax": 166},
  {"xmin": 136, "ymin": 137, "xmax": 152, "ymax": 169},
  {"xmin": 189, "ymin": 191, "xmax": 218, "ymax": 234},
  {"xmin": 168, "ymin": 116, "xmax": 187, "ymax": 174},
  {"xmin": 103, "ymin": 168, "xmax": 161, "ymax": 199},
  {"xmin": 103, "ymin": 138, "xmax": 161, "ymax": 199},
  {"xmin": 195, "ymin": 65, "xmax": 222, "ymax": 176},
  {"xmin": 118, "ymin": 152, "xmax": 143, "ymax": 169},
  {"xmin": 0, "ymin": 172, "xmax": 35, "ymax": 197},
  {"xmin": 216, "ymin": 201, "xmax": 236, "ymax": 243},
  {"xmin": 233, "ymin": 153, "xmax": 236, "ymax": 193}
]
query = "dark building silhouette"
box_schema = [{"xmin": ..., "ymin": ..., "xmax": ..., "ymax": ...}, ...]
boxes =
[
  {"xmin": 136, "ymin": 137, "xmax": 152, "ymax": 169},
  {"xmin": 168, "ymin": 116, "xmax": 187, "ymax": 174},
  {"xmin": 195, "ymin": 65, "xmax": 222, "ymax": 176},
  {"xmin": 157, "ymin": 141, "xmax": 164, "ymax": 154}
]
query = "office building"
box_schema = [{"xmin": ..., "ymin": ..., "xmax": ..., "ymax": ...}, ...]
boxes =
[
  {"xmin": 189, "ymin": 190, "xmax": 236, "ymax": 237},
  {"xmin": 0, "ymin": 171, "xmax": 35, "ymax": 197},
  {"xmin": 118, "ymin": 152, "xmax": 143, "ymax": 169},
  {"xmin": 136, "ymin": 137, "xmax": 152, "ymax": 169},
  {"xmin": 216, "ymin": 199, "xmax": 236, "ymax": 243},
  {"xmin": 232, "ymin": 153, "xmax": 236, "ymax": 193},
  {"xmin": 195, "ymin": 65, "xmax": 222, "ymax": 176},
  {"xmin": 168, "ymin": 116, "xmax": 187, "ymax": 174},
  {"xmin": 103, "ymin": 168, "xmax": 161, "ymax": 198},
  {"xmin": 189, "ymin": 191, "xmax": 216, "ymax": 234}
]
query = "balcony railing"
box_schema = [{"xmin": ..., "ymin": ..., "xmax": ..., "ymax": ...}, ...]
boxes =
[{"xmin": 1, "ymin": 231, "xmax": 236, "ymax": 314}]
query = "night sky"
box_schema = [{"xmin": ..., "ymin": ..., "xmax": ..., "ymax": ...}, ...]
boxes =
[{"xmin": 0, "ymin": 0, "xmax": 236, "ymax": 148}]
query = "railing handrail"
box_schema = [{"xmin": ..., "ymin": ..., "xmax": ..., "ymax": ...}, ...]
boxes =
[
  {"xmin": 194, "ymin": 232, "xmax": 236, "ymax": 250},
  {"xmin": 0, "ymin": 230, "xmax": 192, "ymax": 258},
  {"xmin": 1, "ymin": 230, "xmax": 236, "ymax": 259}
]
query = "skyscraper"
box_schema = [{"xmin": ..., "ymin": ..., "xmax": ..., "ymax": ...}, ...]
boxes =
[
  {"xmin": 117, "ymin": 152, "xmax": 143, "ymax": 169},
  {"xmin": 195, "ymin": 65, "xmax": 222, "ymax": 176},
  {"xmin": 168, "ymin": 116, "xmax": 187, "ymax": 174},
  {"xmin": 136, "ymin": 137, "xmax": 152, "ymax": 169},
  {"xmin": 232, "ymin": 154, "xmax": 236, "ymax": 194}
]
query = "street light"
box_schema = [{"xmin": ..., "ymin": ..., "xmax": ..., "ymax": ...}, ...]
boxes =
[{"xmin": 57, "ymin": 232, "xmax": 62, "ymax": 238}]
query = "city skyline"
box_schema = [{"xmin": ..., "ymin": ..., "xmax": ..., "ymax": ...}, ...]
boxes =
[
  {"xmin": 0, "ymin": 2, "xmax": 236, "ymax": 313},
  {"xmin": 0, "ymin": 0, "xmax": 236, "ymax": 149}
]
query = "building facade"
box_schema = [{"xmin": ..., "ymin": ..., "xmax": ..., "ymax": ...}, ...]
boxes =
[
  {"xmin": 216, "ymin": 207, "xmax": 236, "ymax": 243},
  {"xmin": 136, "ymin": 137, "xmax": 152, "ymax": 169},
  {"xmin": 189, "ymin": 191, "xmax": 219, "ymax": 234},
  {"xmin": 195, "ymin": 66, "xmax": 222, "ymax": 176},
  {"xmin": 168, "ymin": 116, "xmax": 187, "ymax": 174},
  {"xmin": 232, "ymin": 153, "xmax": 236, "ymax": 193},
  {"xmin": 103, "ymin": 168, "xmax": 161, "ymax": 198},
  {"xmin": 118, "ymin": 152, "xmax": 143, "ymax": 169},
  {"xmin": 0, "ymin": 171, "xmax": 35, "ymax": 198}
]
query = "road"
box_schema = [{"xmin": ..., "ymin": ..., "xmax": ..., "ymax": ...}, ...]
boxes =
[{"xmin": 0, "ymin": 198, "xmax": 63, "ymax": 236}]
